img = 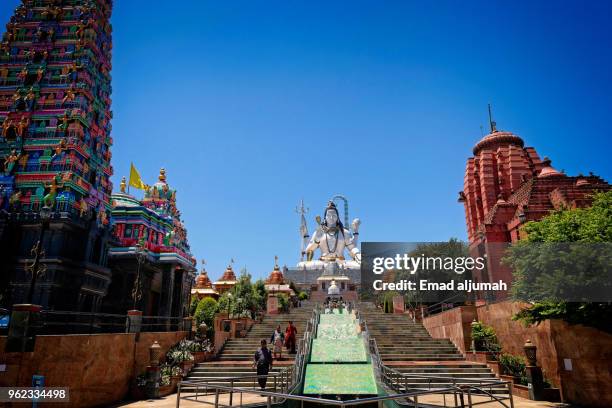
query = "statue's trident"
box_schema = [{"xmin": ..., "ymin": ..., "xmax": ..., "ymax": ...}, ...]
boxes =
[{"xmin": 296, "ymin": 199, "xmax": 309, "ymax": 260}]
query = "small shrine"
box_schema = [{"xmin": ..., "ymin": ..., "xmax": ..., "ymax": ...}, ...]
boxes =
[
  {"xmin": 191, "ymin": 260, "xmax": 219, "ymax": 300},
  {"xmin": 265, "ymin": 256, "xmax": 294, "ymax": 296},
  {"xmin": 213, "ymin": 262, "xmax": 237, "ymax": 294}
]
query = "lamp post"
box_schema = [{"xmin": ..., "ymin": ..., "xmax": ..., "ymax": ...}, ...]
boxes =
[
  {"xmin": 131, "ymin": 238, "xmax": 147, "ymax": 311},
  {"xmin": 471, "ymin": 319, "xmax": 478, "ymax": 354},
  {"xmin": 26, "ymin": 205, "xmax": 52, "ymax": 305},
  {"xmin": 523, "ymin": 339, "xmax": 537, "ymax": 366},
  {"xmin": 227, "ymin": 292, "xmax": 233, "ymax": 319},
  {"xmin": 236, "ymin": 297, "xmax": 242, "ymax": 318}
]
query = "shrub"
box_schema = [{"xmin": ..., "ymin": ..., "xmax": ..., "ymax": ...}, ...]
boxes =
[
  {"xmin": 166, "ymin": 348, "xmax": 193, "ymax": 365},
  {"xmin": 471, "ymin": 321, "xmax": 501, "ymax": 353},
  {"xmin": 298, "ymin": 291, "xmax": 308, "ymax": 301},
  {"xmin": 277, "ymin": 293, "xmax": 289, "ymax": 312},
  {"xmin": 498, "ymin": 353, "xmax": 528, "ymax": 385},
  {"xmin": 189, "ymin": 296, "xmax": 199, "ymax": 316},
  {"xmin": 194, "ymin": 297, "xmax": 218, "ymax": 331},
  {"xmin": 381, "ymin": 291, "xmax": 399, "ymax": 313}
]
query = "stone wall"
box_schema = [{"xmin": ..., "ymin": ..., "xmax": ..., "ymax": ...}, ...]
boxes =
[
  {"xmin": 549, "ymin": 321, "xmax": 612, "ymax": 406},
  {"xmin": 422, "ymin": 301, "xmax": 612, "ymax": 407},
  {"xmin": 475, "ymin": 302, "xmax": 560, "ymax": 387},
  {"xmin": 421, "ymin": 306, "xmax": 476, "ymax": 353},
  {"xmin": 0, "ymin": 331, "xmax": 187, "ymax": 407}
]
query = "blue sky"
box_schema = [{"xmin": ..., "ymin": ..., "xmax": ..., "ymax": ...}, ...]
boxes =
[{"xmin": 2, "ymin": 1, "xmax": 611, "ymax": 280}]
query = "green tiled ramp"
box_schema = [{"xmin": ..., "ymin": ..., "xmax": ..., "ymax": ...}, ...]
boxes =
[
  {"xmin": 310, "ymin": 338, "xmax": 366, "ymax": 362},
  {"xmin": 319, "ymin": 313, "xmax": 353, "ymax": 324},
  {"xmin": 317, "ymin": 322, "xmax": 357, "ymax": 339},
  {"xmin": 303, "ymin": 364, "xmax": 377, "ymax": 395}
]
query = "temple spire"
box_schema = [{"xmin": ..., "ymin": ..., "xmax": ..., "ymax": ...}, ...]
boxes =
[{"xmin": 488, "ymin": 103, "xmax": 497, "ymax": 133}]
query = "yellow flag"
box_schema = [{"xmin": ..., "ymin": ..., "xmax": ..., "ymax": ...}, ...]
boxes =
[{"xmin": 129, "ymin": 163, "xmax": 146, "ymax": 190}]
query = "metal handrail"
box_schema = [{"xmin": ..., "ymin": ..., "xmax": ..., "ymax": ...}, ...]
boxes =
[
  {"xmin": 177, "ymin": 381, "xmax": 461, "ymax": 408},
  {"xmin": 177, "ymin": 306, "xmax": 318, "ymax": 406},
  {"xmin": 358, "ymin": 306, "xmax": 513, "ymax": 408},
  {"xmin": 175, "ymin": 304, "xmax": 514, "ymax": 408}
]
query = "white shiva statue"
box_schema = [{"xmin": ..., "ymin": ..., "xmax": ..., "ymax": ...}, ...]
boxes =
[{"xmin": 297, "ymin": 200, "xmax": 361, "ymax": 271}]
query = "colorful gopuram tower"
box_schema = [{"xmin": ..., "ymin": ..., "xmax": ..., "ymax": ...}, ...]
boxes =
[
  {"xmin": 106, "ymin": 170, "xmax": 197, "ymax": 316},
  {"xmin": 0, "ymin": 0, "xmax": 115, "ymax": 311},
  {"xmin": 459, "ymin": 115, "xmax": 610, "ymax": 290}
]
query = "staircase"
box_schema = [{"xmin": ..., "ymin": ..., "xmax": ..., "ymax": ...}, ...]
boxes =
[
  {"xmin": 359, "ymin": 304, "xmax": 506, "ymax": 393},
  {"xmin": 183, "ymin": 307, "xmax": 312, "ymax": 390}
]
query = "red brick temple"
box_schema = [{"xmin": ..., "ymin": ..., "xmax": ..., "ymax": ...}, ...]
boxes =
[
  {"xmin": 459, "ymin": 118, "xmax": 610, "ymax": 288},
  {"xmin": 191, "ymin": 263, "xmax": 218, "ymax": 301},
  {"xmin": 213, "ymin": 263, "xmax": 237, "ymax": 295}
]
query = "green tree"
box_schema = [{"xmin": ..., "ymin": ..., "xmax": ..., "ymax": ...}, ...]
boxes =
[
  {"xmin": 189, "ymin": 296, "xmax": 199, "ymax": 316},
  {"xmin": 217, "ymin": 292, "xmax": 232, "ymax": 315},
  {"xmin": 252, "ymin": 279, "xmax": 267, "ymax": 312},
  {"xmin": 232, "ymin": 269, "xmax": 255, "ymax": 317},
  {"xmin": 399, "ymin": 239, "xmax": 470, "ymax": 305},
  {"xmin": 277, "ymin": 293, "xmax": 289, "ymax": 312},
  {"xmin": 194, "ymin": 297, "xmax": 219, "ymax": 336},
  {"xmin": 504, "ymin": 191, "xmax": 612, "ymax": 333}
]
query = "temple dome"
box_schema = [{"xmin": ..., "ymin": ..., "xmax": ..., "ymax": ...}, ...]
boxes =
[
  {"xmin": 267, "ymin": 264, "xmax": 285, "ymax": 285},
  {"xmin": 111, "ymin": 192, "xmax": 140, "ymax": 208},
  {"xmin": 195, "ymin": 269, "xmax": 212, "ymax": 288},
  {"xmin": 537, "ymin": 157, "xmax": 563, "ymax": 178},
  {"xmin": 219, "ymin": 264, "xmax": 237, "ymax": 282},
  {"xmin": 473, "ymin": 131, "xmax": 524, "ymax": 155}
]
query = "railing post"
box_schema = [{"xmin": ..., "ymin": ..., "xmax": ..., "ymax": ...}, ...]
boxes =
[
  {"xmin": 175, "ymin": 382, "xmax": 181, "ymax": 408},
  {"xmin": 467, "ymin": 388, "xmax": 472, "ymax": 408},
  {"xmin": 267, "ymin": 395, "xmax": 271, "ymax": 408},
  {"xmin": 214, "ymin": 388, "xmax": 219, "ymax": 408},
  {"xmin": 508, "ymin": 382, "xmax": 514, "ymax": 408},
  {"xmin": 229, "ymin": 379, "xmax": 233, "ymax": 406}
]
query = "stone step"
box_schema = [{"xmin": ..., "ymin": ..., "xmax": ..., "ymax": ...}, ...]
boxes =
[
  {"xmin": 380, "ymin": 356, "xmax": 465, "ymax": 361},
  {"xmin": 376, "ymin": 341, "xmax": 454, "ymax": 346},
  {"xmin": 393, "ymin": 372, "xmax": 497, "ymax": 379},
  {"xmin": 399, "ymin": 384, "xmax": 509, "ymax": 394},
  {"xmin": 377, "ymin": 345, "xmax": 457, "ymax": 350},
  {"xmin": 193, "ymin": 362, "xmax": 294, "ymax": 368},
  {"xmin": 189, "ymin": 369, "xmax": 285, "ymax": 376},
  {"xmin": 181, "ymin": 381, "xmax": 285, "ymax": 390},
  {"xmin": 396, "ymin": 368, "xmax": 493, "ymax": 374},
  {"xmin": 388, "ymin": 363, "xmax": 489, "ymax": 369},
  {"xmin": 378, "ymin": 350, "xmax": 461, "ymax": 354},
  {"xmin": 381, "ymin": 356, "xmax": 465, "ymax": 361},
  {"xmin": 369, "ymin": 328, "xmax": 429, "ymax": 331}
]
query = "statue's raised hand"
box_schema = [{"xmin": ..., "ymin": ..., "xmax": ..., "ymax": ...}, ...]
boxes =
[{"xmin": 351, "ymin": 218, "xmax": 361, "ymax": 233}]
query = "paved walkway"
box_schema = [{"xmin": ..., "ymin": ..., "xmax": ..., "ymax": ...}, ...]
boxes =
[
  {"xmin": 114, "ymin": 391, "xmax": 574, "ymax": 408},
  {"xmin": 112, "ymin": 392, "xmax": 267, "ymax": 407}
]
